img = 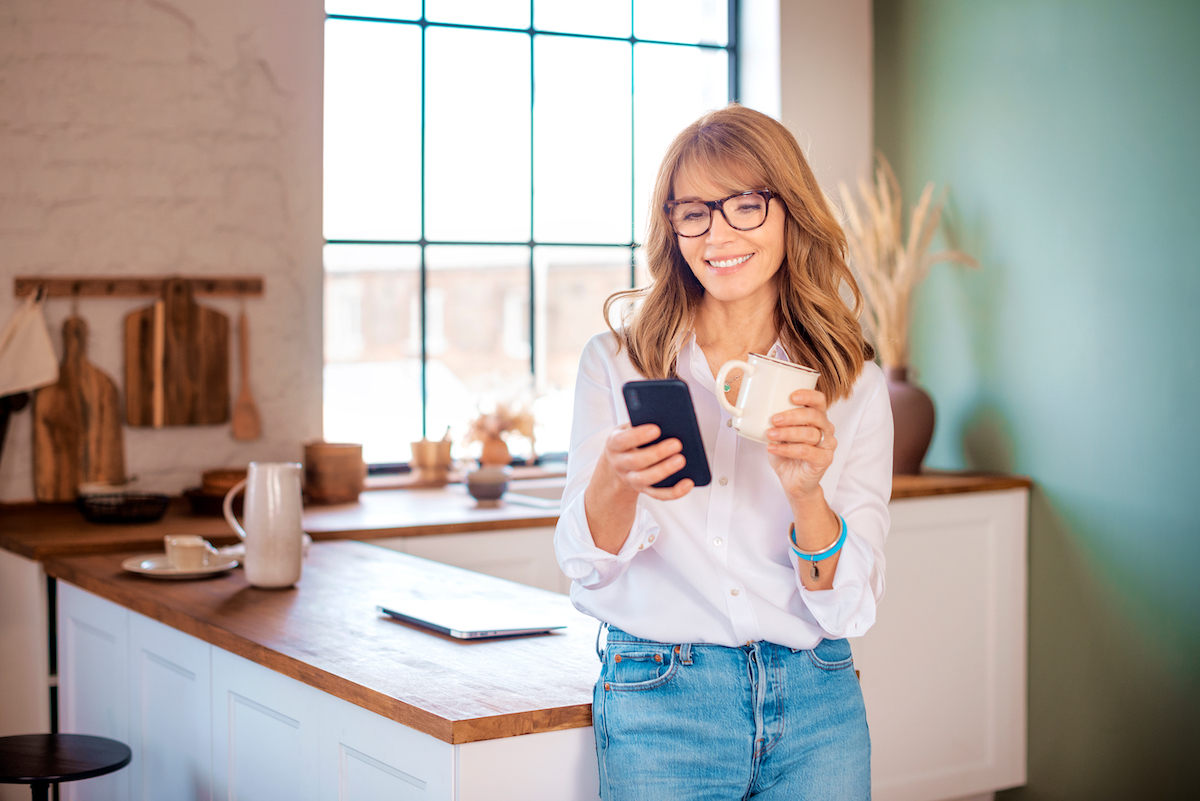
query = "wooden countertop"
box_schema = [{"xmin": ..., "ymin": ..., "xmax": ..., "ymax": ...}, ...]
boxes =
[
  {"xmin": 43, "ymin": 540, "xmax": 598, "ymax": 745},
  {"xmin": 0, "ymin": 485, "xmax": 560, "ymax": 561},
  {"xmin": 1, "ymin": 472, "xmax": 1030, "ymax": 561}
]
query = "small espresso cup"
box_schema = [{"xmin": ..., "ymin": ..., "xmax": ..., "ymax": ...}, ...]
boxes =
[
  {"xmin": 164, "ymin": 534, "xmax": 219, "ymax": 570},
  {"xmin": 715, "ymin": 353, "xmax": 820, "ymax": 443}
]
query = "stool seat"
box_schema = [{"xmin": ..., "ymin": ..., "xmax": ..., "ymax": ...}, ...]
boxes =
[{"xmin": 0, "ymin": 734, "xmax": 131, "ymax": 800}]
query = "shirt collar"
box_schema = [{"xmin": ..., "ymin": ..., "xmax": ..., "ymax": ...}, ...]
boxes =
[{"xmin": 684, "ymin": 333, "xmax": 790, "ymax": 397}]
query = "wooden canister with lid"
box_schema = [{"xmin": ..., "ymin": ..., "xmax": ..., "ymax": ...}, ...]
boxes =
[{"xmin": 303, "ymin": 441, "xmax": 365, "ymax": 504}]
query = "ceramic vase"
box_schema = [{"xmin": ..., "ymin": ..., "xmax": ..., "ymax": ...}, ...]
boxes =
[
  {"xmin": 480, "ymin": 435, "xmax": 511, "ymax": 466},
  {"xmin": 885, "ymin": 365, "xmax": 935, "ymax": 475}
]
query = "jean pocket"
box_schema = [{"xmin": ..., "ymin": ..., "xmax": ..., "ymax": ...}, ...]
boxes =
[
  {"xmin": 603, "ymin": 643, "xmax": 679, "ymax": 691},
  {"xmin": 807, "ymin": 637, "xmax": 855, "ymax": 671}
]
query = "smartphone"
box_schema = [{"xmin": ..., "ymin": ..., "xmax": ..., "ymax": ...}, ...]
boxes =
[{"xmin": 621, "ymin": 379, "xmax": 712, "ymax": 488}]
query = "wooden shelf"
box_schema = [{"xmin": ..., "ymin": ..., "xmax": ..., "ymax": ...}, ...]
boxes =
[{"xmin": 14, "ymin": 275, "xmax": 263, "ymax": 299}]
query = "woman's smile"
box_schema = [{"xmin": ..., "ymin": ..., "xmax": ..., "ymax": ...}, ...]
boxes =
[{"xmin": 706, "ymin": 253, "xmax": 753, "ymax": 272}]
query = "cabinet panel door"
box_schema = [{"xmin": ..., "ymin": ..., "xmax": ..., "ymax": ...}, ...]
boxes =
[
  {"xmin": 374, "ymin": 526, "xmax": 568, "ymax": 594},
  {"xmin": 855, "ymin": 489, "xmax": 1027, "ymax": 801},
  {"xmin": 57, "ymin": 582, "xmax": 131, "ymax": 801},
  {"xmin": 0, "ymin": 550, "xmax": 51, "ymax": 739},
  {"xmin": 457, "ymin": 726, "xmax": 600, "ymax": 801},
  {"xmin": 129, "ymin": 614, "xmax": 212, "ymax": 801},
  {"xmin": 212, "ymin": 649, "xmax": 320, "ymax": 801},
  {"xmin": 318, "ymin": 693, "xmax": 453, "ymax": 800}
]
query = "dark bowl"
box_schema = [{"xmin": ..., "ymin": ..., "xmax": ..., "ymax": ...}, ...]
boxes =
[
  {"xmin": 184, "ymin": 487, "xmax": 243, "ymax": 517},
  {"xmin": 76, "ymin": 493, "xmax": 171, "ymax": 524}
]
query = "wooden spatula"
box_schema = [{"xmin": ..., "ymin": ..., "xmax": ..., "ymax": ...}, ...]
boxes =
[{"xmin": 231, "ymin": 311, "xmax": 261, "ymax": 441}]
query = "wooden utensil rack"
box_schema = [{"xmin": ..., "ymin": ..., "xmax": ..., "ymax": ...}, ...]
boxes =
[{"xmin": 13, "ymin": 276, "xmax": 263, "ymax": 299}]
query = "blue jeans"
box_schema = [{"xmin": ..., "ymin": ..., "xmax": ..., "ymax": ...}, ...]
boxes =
[{"xmin": 593, "ymin": 626, "xmax": 870, "ymax": 800}]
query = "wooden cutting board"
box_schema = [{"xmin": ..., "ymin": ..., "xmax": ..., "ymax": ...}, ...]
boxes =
[
  {"xmin": 33, "ymin": 316, "xmax": 126, "ymax": 501},
  {"xmin": 125, "ymin": 278, "xmax": 230, "ymax": 426}
]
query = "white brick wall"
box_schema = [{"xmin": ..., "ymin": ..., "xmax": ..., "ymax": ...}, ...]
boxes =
[{"xmin": 0, "ymin": 0, "xmax": 325, "ymax": 500}]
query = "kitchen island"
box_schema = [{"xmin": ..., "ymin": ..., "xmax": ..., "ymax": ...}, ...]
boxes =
[
  {"xmin": 46, "ymin": 540, "xmax": 600, "ymax": 800},
  {"xmin": 2, "ymin": 472, "xmax": 1032, "ymax": 801}
]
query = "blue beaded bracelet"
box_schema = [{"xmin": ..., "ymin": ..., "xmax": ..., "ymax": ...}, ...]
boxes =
[{"xmin": 790, "ymin": 515, "xmax": 847, "ymax": 577}]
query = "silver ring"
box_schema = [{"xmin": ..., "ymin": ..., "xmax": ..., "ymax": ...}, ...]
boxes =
[{"xmin": 816, "ymin": 429, "xmax": 826, "ymax": 448}]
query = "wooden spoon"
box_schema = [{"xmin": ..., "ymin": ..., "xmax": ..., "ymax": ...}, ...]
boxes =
[{"xmin": 230, "ymin": 311, "xmax": 262, "ymax": 441}]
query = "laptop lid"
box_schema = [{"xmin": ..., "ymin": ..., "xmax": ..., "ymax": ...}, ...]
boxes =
[{"xmin": 377, "ymin": 596, "xmax": 569, "ymax": 640}]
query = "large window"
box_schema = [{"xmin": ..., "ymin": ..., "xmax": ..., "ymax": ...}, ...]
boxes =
[{"xmin": 324, "ymin": 1, "xmax": 736, "ymax": 465}]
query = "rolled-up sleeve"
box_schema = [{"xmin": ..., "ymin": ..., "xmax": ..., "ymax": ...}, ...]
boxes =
[
  {"xmin": 553, "ymin": 335, "xmax": 661, "ymax": 590},
  {"xmin": 556, "ymin": 497, "xmax": 661, "ymax": 589},
  {"xmin": 795, "ymin": 367, "xmax": 893, "ymax": 638}
]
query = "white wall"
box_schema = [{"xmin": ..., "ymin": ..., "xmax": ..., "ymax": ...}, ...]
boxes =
[
  {"xmin": 778, "ymin": 0, "xmax": 873, "ymax": 193},
  {"xmin": 0, "ymin": 0, "xmax": 325, "ymax": 500}
]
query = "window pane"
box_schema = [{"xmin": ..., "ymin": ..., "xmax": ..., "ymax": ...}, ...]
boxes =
[
  {"xmin": 425, "ymin": 29, "xmax": 531, "ymax": 242},
  {"xmin": 426, "ymin": 0, "xmax": 529, "ymax": 29},
  {"xmin": 426, "ymin": 246, "xmax": 534, "ymax": 459},
  {"xmin": 633, "ymin": 43, "xmax": 728, "ymax": 241},
  {"xmin": 634, "ymin": 0, "xmax": 728, "ymax": 46},
  {"xmin": 534, "ymin": 246, "xmax": 633, "ymax": 454},
  {"xmin": 323, "ymin": 244, "xmax": 422, "ymax": 464},
  {"xmin": 324, "ymin": 20, "xmax": 422, "ymax": 241},
  {"xmin": 534, "ymin": 36, "xmax": 631, "ymax": 244},
  {"xmin": 326, "ymin": 0, "xmax": 421, "ymax": 21},
  {"xmin": 535, "ymin": 0, "xmax": 630, "ymax": 38}
]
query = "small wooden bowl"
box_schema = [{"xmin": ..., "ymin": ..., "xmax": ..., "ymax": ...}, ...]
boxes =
[{"xmin": 201, "ymin": 468, "xmax": 248, "ymax": 495}]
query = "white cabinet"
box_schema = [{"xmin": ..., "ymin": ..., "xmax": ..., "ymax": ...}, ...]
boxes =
[
  {"xmin": 854, "ymin": 489, "xmax": 1028, "ymax": 801},
  {"xmin": 371, "ymin": 525, "xmax": 571, "ymax": 595},
  {"xmin": 57, "ymin": 582, "xmax": 131, "ymax": 801},
  {"xmin": 0, "ymin": 550, "xmax": 51, "ymax": 801},
  {"xmin": 317, "ymin": 687, "xmax": 454, "ymax": 800},
  {"xmin": 129, "ymin": 615, "xmax": 213, "ymax": 801},
  {"xmin": 211, "ymin": 649, "xmax": 321, "ymax": 801},
  {"xmin": 55, "ymin": 583, "xmax": 599, "ymax": 801}
]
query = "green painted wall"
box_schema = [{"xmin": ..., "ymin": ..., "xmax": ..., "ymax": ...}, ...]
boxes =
[{"xmin": 873, "ymin": 1, "xmax": 1199, "ymax": 797}]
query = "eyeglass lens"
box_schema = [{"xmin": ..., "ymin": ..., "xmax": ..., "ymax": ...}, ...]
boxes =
[{"xmin": 669, "ymin": 192, "xmax": 769, "ymax": 236}]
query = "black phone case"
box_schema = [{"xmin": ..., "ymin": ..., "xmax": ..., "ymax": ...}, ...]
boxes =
[{"xmin": 622, "ymin": 379, "xmax": 712, "ymax": 488}]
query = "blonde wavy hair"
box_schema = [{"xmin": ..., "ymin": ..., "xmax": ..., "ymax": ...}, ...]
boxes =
[{"xmin": 604, "ymin": 103, "xmax": 873, "ymax": 403}]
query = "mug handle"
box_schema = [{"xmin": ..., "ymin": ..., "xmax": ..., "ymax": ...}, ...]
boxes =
[
  {"xmin": 715, "ymin": 359, "xmax": 753, "ymax": 416},
  {"xmin": 223, "ymin": 478, "xmax": 249, "ymax": 540}
]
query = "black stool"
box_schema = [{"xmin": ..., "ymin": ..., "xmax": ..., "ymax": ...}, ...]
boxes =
[{"xmin": 0, "ymin": 734, "xmax": 131, "ymax": 801}]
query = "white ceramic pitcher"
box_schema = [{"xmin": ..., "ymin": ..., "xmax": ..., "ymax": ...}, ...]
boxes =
[{"xmin": 223, "ymin": 461, "xmax": 304, "ymax": 588}]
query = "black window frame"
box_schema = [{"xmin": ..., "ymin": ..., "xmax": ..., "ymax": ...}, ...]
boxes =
[{"xmin": 324, "ymin": 1, "xmax": 740, "ymax": 468}]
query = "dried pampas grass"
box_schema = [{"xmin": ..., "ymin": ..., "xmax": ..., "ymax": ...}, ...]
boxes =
[{"xmin": 840, "ymin": 154, "xmax": 979, "ymax": 367}]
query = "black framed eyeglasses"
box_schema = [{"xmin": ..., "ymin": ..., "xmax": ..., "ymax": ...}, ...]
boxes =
[{"xmin": 663, "ymin": 189, "xmax": 775, "ymax": 237}]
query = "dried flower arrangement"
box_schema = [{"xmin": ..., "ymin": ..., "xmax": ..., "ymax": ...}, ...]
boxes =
[
  {"xmin": 464, "ymin": 402, "xmax": 536, "ymax": 465},
  {"xmin": 839, "ymin": 154, "xmax": 979, "ymax": 367}
]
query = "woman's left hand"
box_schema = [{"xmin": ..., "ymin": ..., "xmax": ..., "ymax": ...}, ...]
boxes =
[{"xmin": 765, "ymin": 388, "xmax": 836, "ymax": 498}]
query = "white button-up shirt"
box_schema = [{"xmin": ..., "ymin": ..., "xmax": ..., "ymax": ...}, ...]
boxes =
[{"xmin": 554, "ymin": 331, "xmax": 893, "ymax": 649}]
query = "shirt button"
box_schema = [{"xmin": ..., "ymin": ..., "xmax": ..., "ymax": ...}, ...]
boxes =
[
  {"xmin": 713, "ymin": 537, "xmax": 723, "ymax": 546},
  {"xmin": 726, "ymin": 419, "xmax": 732, "ymax": 427},
  {"xmin": 730, "ymin": 588, "xmax": 740, "ymax": 596},
  {"xmin": 719, "ymin": 477, "xmax": 728, "ymax": 486},
  {"xmin": 648, "ymin": 534, "xmax": 655, "ymax": 543}
]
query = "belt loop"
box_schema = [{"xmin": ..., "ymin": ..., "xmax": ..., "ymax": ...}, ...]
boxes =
[
  {"xmin": 676, "ymin": 642, "xmax": 693, "ymax": 665},
  {"xmin": 595, "ymin": 621, "xmax": 609, "ymax": 662}
]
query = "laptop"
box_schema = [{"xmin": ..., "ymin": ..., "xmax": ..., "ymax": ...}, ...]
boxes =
[{"xmin": 377, "ymin": 596, "xmax": 569, "ymax": 640}]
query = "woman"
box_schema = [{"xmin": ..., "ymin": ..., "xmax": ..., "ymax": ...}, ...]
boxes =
[{"xmin": 554, "ymin": 103, "xmax": 892, "ymax": 800}]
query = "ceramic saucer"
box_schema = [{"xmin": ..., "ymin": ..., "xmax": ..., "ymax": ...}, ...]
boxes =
[{"xmin": 121, "ymin": 553, "xmax": 239, "ymax": 579}]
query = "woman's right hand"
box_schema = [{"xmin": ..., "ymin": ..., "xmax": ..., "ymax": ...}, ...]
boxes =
[
  {"xmin": 585, "ymin": 423, "xmax": 694, "ymax": 553},
  {"xmin": 599, "ymin": 423, "xmax": 696, "ymax": 501}
]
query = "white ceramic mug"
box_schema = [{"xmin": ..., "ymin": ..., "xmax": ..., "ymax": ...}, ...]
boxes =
[
  {"xmin": 164, "ymin": 535, "xmax": 218, "ymax": 570},
  {"xmin": 223, "ymin": 461, "xmax": 304, "ymax": 589},
  {"xmin": 715, "ymin": 353, "xmax": 820, "ymax": 443}
]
